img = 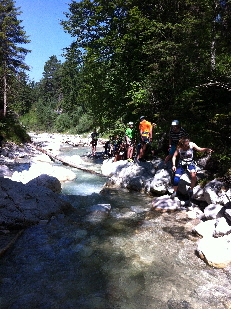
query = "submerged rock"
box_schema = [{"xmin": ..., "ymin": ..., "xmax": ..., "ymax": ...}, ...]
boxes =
[{"xmin": 85, "ymin": 203, "xmax": 111, "ymax": 224}]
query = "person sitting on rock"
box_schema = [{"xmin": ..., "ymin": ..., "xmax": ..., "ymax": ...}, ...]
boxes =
[{"xmin": 171, "ymin": 137, "xmax": 213, "ymax": 200}]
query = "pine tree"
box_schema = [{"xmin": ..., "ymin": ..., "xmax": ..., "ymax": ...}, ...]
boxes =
[
  {"xmin": 40, "ymin": 55, "xmax": 62, "ymax": 104},
  {"xmin": 0, "ymin": 0, "xmax": 30, "ymax": 116}
]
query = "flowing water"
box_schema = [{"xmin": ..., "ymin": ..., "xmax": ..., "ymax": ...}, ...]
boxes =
[{"xmin": 0, "ymin": 146, "xmax": 231, "ymax": 309}]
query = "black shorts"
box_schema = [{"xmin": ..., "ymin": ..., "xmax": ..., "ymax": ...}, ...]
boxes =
[
  {"xmin": 141, "ymin": 136, "xmax": 149, "ymax": 143},
  {"xmin": 91, "ymin": 141, "xmax": 97, "ymax": 146}
]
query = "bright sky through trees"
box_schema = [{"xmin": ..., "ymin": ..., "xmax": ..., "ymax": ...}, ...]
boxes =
[{"xmin": 15, "ymin": 0, "xmax": 75, "ymax": 82}]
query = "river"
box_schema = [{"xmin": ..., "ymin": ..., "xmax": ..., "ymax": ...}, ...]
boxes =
[{"xmin": 0, "ymin": 143, "xmax": 231, "ymax": 309}]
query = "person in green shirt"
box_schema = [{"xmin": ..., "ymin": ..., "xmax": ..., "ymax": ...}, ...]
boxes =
[{"xmin": 125, "ymin": 122, "xmax": 135, "ymax": 161}]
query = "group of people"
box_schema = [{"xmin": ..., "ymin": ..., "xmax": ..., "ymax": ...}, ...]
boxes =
[
  {"xmin": 102, "ymin": 116, "xmax": 156, "ymax": 162},
  {"xmin": 91, "ymin": 117, "xmax": 213, "ymax": 201}
]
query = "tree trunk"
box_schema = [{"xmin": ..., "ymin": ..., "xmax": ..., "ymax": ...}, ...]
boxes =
[{"xmin": 3, "ymin": 63, "xmax": 7, "ymax": 117}]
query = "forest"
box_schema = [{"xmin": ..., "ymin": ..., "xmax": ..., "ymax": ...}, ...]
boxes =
[{"xmin": 0, "ymin": 0, "xmax": 230, "ymax": 175}]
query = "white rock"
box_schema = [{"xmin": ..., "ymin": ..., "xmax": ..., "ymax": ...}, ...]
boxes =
[
  {"xmin": 193, "ymin": 219, "xmax": 216, "ymax": 238},
  {"xmin": 213, "ymin": 217, "xmax": 231, "ymax": 237},
  {"xmin": 101, "ymin": 159, "xmax": 128, "ymax": 176},
  {"xmin": 197, "ymin": 236, "xmax": 231, "ymax": 268},
  {"xmin": 150, "ymin": 169, "xmax": 171, "ymax": 194},
  {"xmin": 203, "ymin": 179, "xmax": 224, "ymax": 204},
  {"xmin": 152, "ymin": 195, "xmax": 180, "ymax": 212},
  {"xmin": 204, "ymin": 204, "xmax": 224, "ymax": 220},
  {"xmin": 187, "ymin": 206, "xmax": 205, "ymax": 219}
]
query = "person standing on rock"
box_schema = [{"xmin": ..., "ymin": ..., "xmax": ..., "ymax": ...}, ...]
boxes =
[
  {"xmin": 91, "ymin": 129, "xmax": 99, "ymax": 155},
  {"xmin": 137, "ymin": 116, "xmax": 155, "ymax": 161},
  {"xmin": 171, "ymin": 137, "xmax": 213, "ymax": 200},
  {"xmin": 125, "ymin": 122, "xmax": 135, "ymax": 161},
  {"xmin": 164, "ymin": 120, "xmax": 189, "ymax": 165}
]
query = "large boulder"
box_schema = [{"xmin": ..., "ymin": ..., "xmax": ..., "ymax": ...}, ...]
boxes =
[
  {"xmin": 0, "ymin": 177, "xmax": 73, "ymax": 228},
  {"xmin": 192, "ymin": 219, "xmax": 216, "ymax": 238},
  {"xmin": 149, "ymin": 169, "xmax": 172, "ymax": 194},
  {"xmin": 26, "ymin": 174, "xmax": 62, "ymax": 193},
  {"xmin": 193, "ymin": 179, "xmax": 224, "ymax": 204},
  {"xmin": 101, "ymin": 158, "xmax": 129, "ymax": 177},
  {"xmin": 103, "ymin": 159, "xmax": 172, "ymax": 195}
]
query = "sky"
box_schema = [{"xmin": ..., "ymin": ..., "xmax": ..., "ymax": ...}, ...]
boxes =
[{"xmin": 15, "ymin": 0, "xmax": 75, "ymax": 82}]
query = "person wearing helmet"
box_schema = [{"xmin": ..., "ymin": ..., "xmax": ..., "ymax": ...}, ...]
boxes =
[
  {"xmin": 125, "ymin": 122, "xmax": 135, "ymax": 161},
  {"xmin": 164, "ymin": 120, "xmax": 189, "ymax": 164}
]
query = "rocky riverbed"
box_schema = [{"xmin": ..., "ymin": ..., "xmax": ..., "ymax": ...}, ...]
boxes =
[
  {"xmin": 1, "ymin": 132, "xmax": 231, "ymax": 269},
  {"xmin": 0, "ymin": 133, "xmax": 231, "ymax": 308}
]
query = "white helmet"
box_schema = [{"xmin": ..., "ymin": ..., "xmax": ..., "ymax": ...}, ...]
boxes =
[
  {"xmin": 171, "ymin": 120, "xmax": 179, "ymax": 126},
  {"xmin": 128, "ymin": 122, "xmax": 133, "ymax": 125}
]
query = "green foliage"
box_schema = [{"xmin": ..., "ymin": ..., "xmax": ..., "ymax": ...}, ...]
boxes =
[
  {"xmin": 19, "ymin": 108, "xmax": 40, "ymax": 131},
  {"xmin": 54, "ymin": 113, "xmax": 73, "ymax": 133},
  {"xmin": 0, "ymin": 112, "xmax": 30, "ymax": 143},
  {"xmin": 35, "ymin": 99, "xmax": 57, "ymax": 132},
  {"xmin": 75, "ymin": 113, "xmax": 94, "ymax": 134},
  {"xmin": 10, "ymin": 72, "xmax": 35, "ymax": 115}
]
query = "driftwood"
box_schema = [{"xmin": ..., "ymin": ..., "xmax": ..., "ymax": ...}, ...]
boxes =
[{"xmin": 35, "ymin": 146, "xmax": 106, "ymax": 177}]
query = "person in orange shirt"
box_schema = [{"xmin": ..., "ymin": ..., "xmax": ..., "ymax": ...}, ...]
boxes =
[{"xmin": 137, "ymin": 116, "xmax": 155, "ymax": 161}]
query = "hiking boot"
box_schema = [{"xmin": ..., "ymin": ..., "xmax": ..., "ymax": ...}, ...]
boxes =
[{"xmin": 171, "ymin": 192, "xmax": 177, "ymax": 199}]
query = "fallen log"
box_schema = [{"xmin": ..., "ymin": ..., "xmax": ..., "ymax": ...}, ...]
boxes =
[{"xmin": 35, "ymin": 146, "xmax": 106, "ymax": 177}]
